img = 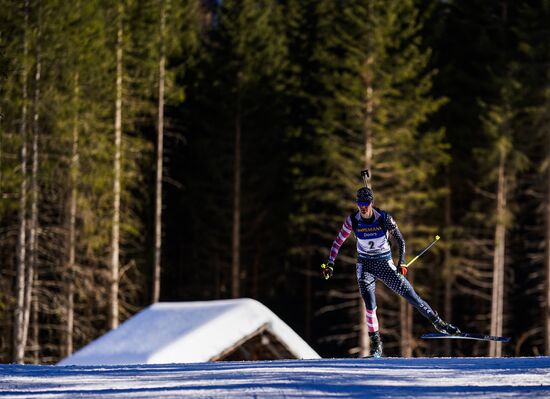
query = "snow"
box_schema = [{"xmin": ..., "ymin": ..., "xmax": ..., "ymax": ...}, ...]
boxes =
[
  {"xmin": 2, "ymin": 357, "xmax": 550, "ymax": 398},
  {"xmin": 58, "ymin": 298, "xmax": 320, "ymax": 366},
  {"xmin": 15, "ymin": 299, "xmax": 550, "ymax": 397}
]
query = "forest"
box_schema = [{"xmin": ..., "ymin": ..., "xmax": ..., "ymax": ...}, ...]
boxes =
[{"xmin": 0, "ymin": 0, "xmax": 549, "ymax": 363}]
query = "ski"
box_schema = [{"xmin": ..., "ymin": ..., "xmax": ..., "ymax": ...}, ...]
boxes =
[{"xmin": 421, "ymin": 332, "xmax": 511, "ymax": 342}]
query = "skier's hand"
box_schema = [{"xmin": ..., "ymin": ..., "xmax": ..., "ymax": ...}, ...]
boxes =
[
  {"xmin": 399, "ymin": 263, "xmax": 408, "ymax": 276},
  {"xmin": 321, "ymin": 261, "xmax": 334, "ymax": 280}
]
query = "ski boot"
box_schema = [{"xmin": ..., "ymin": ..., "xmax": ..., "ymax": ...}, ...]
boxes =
[
  {"xmin": 368, "ymin": 331, "xmax": 383, "ymax": 358},
  {"xmin": 431, "ymin": 315, "xmax": 461, "ymax": 335}
]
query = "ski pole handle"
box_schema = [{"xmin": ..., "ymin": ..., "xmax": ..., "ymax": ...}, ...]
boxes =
[
  {"xmin": 321, "ymin": 262, "xmax": 334, "ymax": 280},
  {"xmin": 405, "ymin": 235, "xmax": 440, "ymax": 268}
]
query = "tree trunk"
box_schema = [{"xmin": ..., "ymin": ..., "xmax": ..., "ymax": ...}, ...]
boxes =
[
  {"xmin": 359, "ymin": 298, "xmax": 369, "ymax": 357},
  {"xmin": 31, "ymin": 295, "xmax": 39, "ymax": 363},
  {"xmin": 65, "ymin": 72, "xmax": 79, "ymax": 356},
  {"xmin": 359, "ymin": 55, "xmax": 374, "ymax": 358},
  {"xmin": 152, "ymin": 0, "xmax": 166, "ymax": 304},
  {"xmin": 545, "ymin": 127, "xmax": 550, "ymax": 355},
  {"xmin": 231, "ymin": 84, "xmax": 241, "ymax": 299},
  {"xmin": 400, "ymin": 273, "xmax": 413, "ymax": 357},
  {"xmin": 363, "ymin": 57, "xmax": 374, "ymax": 171},
  {"xmin": 110, "ymin": 1, "xmax": 123, "ymax": 330},
  {"xmin": 252, "ymin": 251, "xmax": 259, "ymax": 299},
  {"xmin": 490, "ymin": 151, "xmax": 507, "ymax": 357},
  {"xmin": 22, "ymin": 10, "xmax": 41, "ymax": 363},
  {"xmin": 399, "ymin": 299, "xmax": 412, "ymax": 357},
  {"xmin": 443, "ymin": 174, "xmax": 453, "ymax": 356},
  {"xmin": 14, "ymin": 0, "xmax": 29, "ymax": 364},
  {"xmin": 304, "ymin": 236, "xmax": 312, "ymax": 341}
]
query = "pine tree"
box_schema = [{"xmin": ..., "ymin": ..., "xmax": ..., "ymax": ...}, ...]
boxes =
[
  {"xmin": 513, "ymin": 0, "xmax": 550, "ymax": 355},
  {"xmin": 451, "ymin": 1, "xmax": 529, "ymax": 357},
  {"xmin": 12, "ymin": 0, "xmax": 30, "ymax": 364},
  {"xmin": 0, "ymin": 0, "xmax": 157, "ymax": 362},
  {"xmin": 426, "ymin": 0, "xmax": 519, "ymax": 357},
  {"xmin": 476, "ymin": 92, "xmax": 528, "ymax": 357},
  {"xmin": 280, "ymin": 0, "xmax": 321, "ymax": 342},
  {"xmin": 151, "ymin": 0, "xmax": 199, "ymax": 303},
  {"xmin": 283, "ymin": 0, "xmax": 359, "ymax": 358},
  {"xmin": 301, "ymin": 0, "xmax": 448, "ymax": 357},
  {"xmin": 152, "ymin": 0, "xmax": 166, "ymax": 304},
  {"xmin": 180, "ymin": 0, "xmax": 288, "ymax": 300},
  {"xmin": 104, "ymin": 0, "xmax": 156, "ymax": 330}
]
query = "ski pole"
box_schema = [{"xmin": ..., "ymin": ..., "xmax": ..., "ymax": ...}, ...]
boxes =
[
  {"xmin": 361, "ymin": 169, "xmax": 371, "ymax": 187},
  {"xmin": 405, "ymin": 235, "xmax": 440, "ymax": 268}
]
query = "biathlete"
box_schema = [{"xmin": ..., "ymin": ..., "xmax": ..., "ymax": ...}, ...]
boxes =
[{"xmin": 322, "ymin": 186, "xmax": 460, "ymax": 357}]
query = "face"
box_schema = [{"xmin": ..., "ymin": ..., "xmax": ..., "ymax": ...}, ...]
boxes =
[{"xmin": 357, "ymin": 201, "xmax": 372, "ymax": 217}]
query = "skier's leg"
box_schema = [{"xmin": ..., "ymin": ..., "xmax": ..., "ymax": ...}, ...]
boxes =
[
  {"xmin": 362, "ymin": 258, "xmax": 437, "ymax": 321},
  {"xmin": 356, "ymin": 262, "xmax": 378, "ymax": 332},
  {"xmin": 362, "ymin": 258, "xmax": 460, "ymax": 334},
  {"xmin": 357, "ymin": 261, "xmax": 383, "ymax": 357}
]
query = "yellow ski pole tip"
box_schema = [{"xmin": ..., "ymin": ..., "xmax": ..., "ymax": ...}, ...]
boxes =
[{"xmin": 435, "ymin": 235, "xmax": 440, "ymax": 240}]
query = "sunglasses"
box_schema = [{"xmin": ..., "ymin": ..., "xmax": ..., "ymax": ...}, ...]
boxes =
[{"xmin": 357, "ymin": 201, "xmax": 371, "ymax": 207}]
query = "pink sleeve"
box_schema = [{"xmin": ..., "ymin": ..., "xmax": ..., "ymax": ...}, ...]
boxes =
[{"xmin": 329, "ymin": 216, "xmax": 352, "ymax": 262}]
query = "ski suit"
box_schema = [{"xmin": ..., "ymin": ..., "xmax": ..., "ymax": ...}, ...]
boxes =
[{"xmin": 329, "ymin": 208, "xmax": 437, "ymax": 332}]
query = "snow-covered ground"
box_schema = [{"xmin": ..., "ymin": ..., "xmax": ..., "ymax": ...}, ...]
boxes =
[{"xmin": 1, "ymin": 357, "xmax": 550, "ymax": 398}]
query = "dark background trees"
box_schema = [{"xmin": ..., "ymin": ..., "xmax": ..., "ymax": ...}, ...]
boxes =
[{"xmin": 1, "ymin": 0, "xmax": 549, "ymax": 363}]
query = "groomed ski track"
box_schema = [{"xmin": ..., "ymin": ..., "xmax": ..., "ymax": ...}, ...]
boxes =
[{"xmin": 1, "ymin": 357, "xmax": 550, "ymax": 398}]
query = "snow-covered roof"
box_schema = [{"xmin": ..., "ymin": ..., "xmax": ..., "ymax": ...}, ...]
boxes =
[{"xmin": 58, "ymin": 298, "xmax": 320, "ymax": 365}]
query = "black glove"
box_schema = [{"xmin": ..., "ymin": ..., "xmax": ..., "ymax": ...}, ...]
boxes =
[{"xmin": 321, "ymin": 261, "xmax": 334, "ymax": 280}]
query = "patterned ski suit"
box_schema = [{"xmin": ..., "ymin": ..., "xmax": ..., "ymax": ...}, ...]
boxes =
[{"xmin": 329, "ymin": 208, "xmax": 437, "ymax": 332}]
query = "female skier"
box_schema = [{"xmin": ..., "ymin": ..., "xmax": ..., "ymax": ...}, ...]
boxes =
[{"xmin": 322, "ymin": 186, "xmax": 460, "ymax": 357}]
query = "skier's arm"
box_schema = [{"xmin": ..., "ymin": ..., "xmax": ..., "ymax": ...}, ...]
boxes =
[
  {"xmin": 385, "ymin": 213, "xmax": 406, "ymax": 266},
  {"xmin": 328, "ymin": 216, "xmax": 353, "ymax": 263},
  {"xmin": 322, "ymin": 216, "xmax": 352, "ymax": 280}
]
